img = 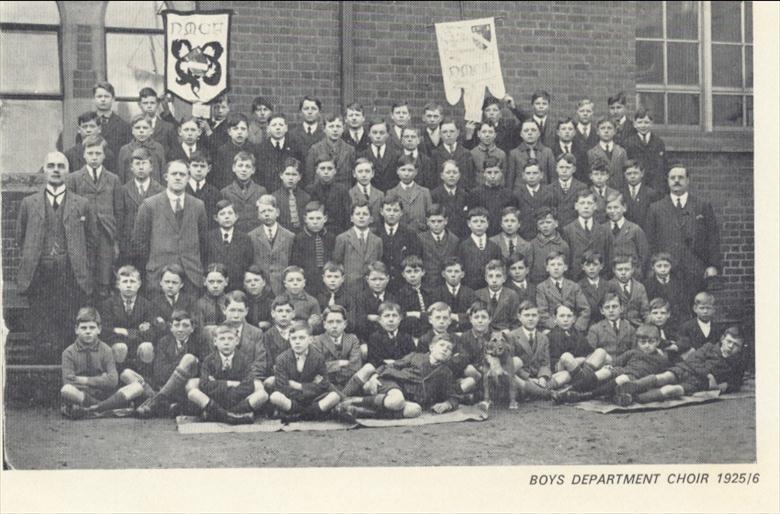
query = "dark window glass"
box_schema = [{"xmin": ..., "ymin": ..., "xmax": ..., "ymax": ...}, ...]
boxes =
[
  {"xmin": 666, "ymin": 1, "xmax": 698, "ymax": 39},
  {"xmin": 713, "ymin": 95, "xmax": 743, "ymax": 126},
  {"xmin": 637, "ymin": 92, "xmax": 666, "ymax": 124},
  {"xmin": 712, "ymin": 44, "xmax": 743, "ymax": 87},
  {"xmin": 711, "ymin": 1, "xmax": 742, "ymax": 42},
  {"xmin": 637, "ymin": 2, "xmax": 663, "ymax": 38},
  {"xmin": 667, "ymin": 42, "xmax": 699, "ymax": 85},
  {"xmin": 668, "ymin": 93, "xmax": 699, "ymax": 125},
  {"xmin": 636, "ymin": 41, "xmax": 664, "ymax": 84}
]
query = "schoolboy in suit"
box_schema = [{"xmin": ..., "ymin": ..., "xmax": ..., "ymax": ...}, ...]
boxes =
[
  {"xmin": 305, "ymin": 156, "xmax": 352, "ymax": 234},
  {"xmin": 514, "ymin": 160, "xmax": 555, "ymax": 241},
  {"xmin": 305, "ymin": 113, "xmax": 356, "ymax": 188},
  {"xmin": 138, "ymin": 87, "xmax": 178, "ymax": 156},
  {"xmin": 387, "ymin": 100, "xmax": 413, "ymax": 151},
  {"xmin": 377, "ymin": 194, "xmax": 423, "ymax": 291},
  {"xmin": 623, "ymin": 108, "xmax": 668, "ymax": 193},
  {"xmin": 467, "ymin": 158, "xmax": 517, "ymax": 237},
  {"xmin": 290, "ymin": 201, "xmax": 336, "ymax": 294},
  {"xmin": 398, "ymin": 127, "xmax": 436, "ymax": 189},
  {"xmin": 349, "ymin": 157, "xmax": 385, "ymax": 222},
  {"xmin": 148, "ymin": 264, "xmax": 199, "ymax": 325},
  {"xmin": 676, "ymin": 292, "xmax": 722, "ymax": 356},
  {"xmin": 248, "ymin": 194, "xmax": 295, "ymax": 295},
  {"xmin": 605, "ymin": 192, "xmax": 650, "ymax": 273},
  {"xmin": 507, "ymin": 301, "xmax": 553, "ymax": 401},
  {"xmin": 16, "ymin": 152, "xmax": 97, "ymax": 361},
  {"xmin": 65, "ymin": 111, "xmax": 116, "ymax": 174},
  {"xmin": 419, "ymin": 102, "xmax": 444, "ymax": 156},
  {"xmin": 528, "ymin": 90, "xmax": 557, "ymax": 148},
  {"xmin": 431, "ymin": 118, "xmax": 477, "ymax": 190},
  {"xmin": 475, "ymin": 95, "xmax": 524, "ymax": 154},
  {"xmin": 470, "ymin": 121, "xmax": 507, "ymax": 185},
  {"xmin": 561, "ymin": 189, "xmax": 612, "ymax": 281},
  {"xmin": 256, "ymin": 114, "xmax": 303, "ymax": 193},
  {"xmin": 552, "ymin": 117, "xmax": 591, "ymax": 185},
  {"xmin": 578, "ymin": 250, "xmax": 609, "ymax": 324},
  {"xmin": 490, "ymin": 206, "xmax": 532, "ymax": 260},
  {"xmin": 430, "ymin": 160, "xmax": 470, "ymax": 239},
  {"xmin": 288, "ymin": 96, "xmax": 325, "ymax": 158},
  {"xmin": 85, "ymin": 82, "xmax": 131, "ymax": 172},
  {"xmin": 431, "ymin": 257, "xmax": 478, "ymax": 332},
  {"xmin": 475, "ymin": 260, "xmax": 520, "ymax": 331},
  {"xmin": 527, "ymin": 207, "xmax": 570, "ymax": 285},
  {"xmin": 535, "ymin": 251, "xmax": 591, "ymax": 332},
  {"xmin": 358, "ymin": 117, "xmax": 403, "ymax": 192},
  {"xmin": 333, "ymin": 201, "xmax": 383, "ymax": 289},
  {"xmin": 220, "ymin": 151, "xmax": 267, "ymax": 234},
  {"xmin": 313, "ymin": 305, "xmax": 363, "ymax": 388},
  {"xmin": 272, "ymin": 157, "xmax": 311, "ymax": 233},
  {"xmin": 588, "ymin": 161, "xmax": 619, "ymax": 225},
  {"xmin": 247, "ymin": 95, "xmax": 273, "ymax": 146},
  {"xmin": 343, "ymin": 102, "xmax": 371, "ymax": 152},
  {"xmin": 418, "ymin": 204, "xmax": 460, "ymax": 289},
  {"xmin": 66, "ymin": 135, "xmax": 124, "ymax": 297},
  {"xmin": 621, "ymin": 160, "xmax": 660, "ymax": 231},
  {"xmin": 167, "ymin": 116, "xmax": 206, "ymax": 163},
  {"xmin": 457, "ymin": 207, "xmax": 503, "ymax": 290},
  {"xmin": 587, "ymin": 293, "xmax": 637, "ymax": 359},
  {"xmin": 608, "ymin": 92, "xmax": 636, "ymax": 149},
  {"xmin": 205, "ymin": 199, "xmax": 255, "ymax": 289},
  {"xmin": 645, "ymin": 252, "xmax": 689, "ymax": 329},
  {"xmin": 201, "ymin": 95, "xmax": 231, "ymax": 161},
  {"xmin": 505, "ymin": 253, "xmax": 536, "ymax": 305},
  {"xmin": 607, "ymin": 255, "xmax": 650, "ymax": 327},
  {"xmin": 548, "ymin": 153, "xmax": 588, "ymax": 228},
  {"xmin": 212, "ymin": 113, "xmax": 261, "ymax": 190},
  {"xmin": 507, "ymin": 119, "xmax": 556, "ymax": 188},
  {"xmin": 186, "ymin": 150, "xmax": 222, "ymax": 228},
  {"xmin": 353, "ymin": 262, "xmax": 396, "ymax": 341},
  {"xmin": 395, "ymin": 255, "xmax": 436, "ymax": 338},
  {"xmin": 573, "ymin": 98, "xmax": 600, "ymax": 151},
  {"xmin": 119, "ymin": 148, "xmax": 164, "ymax": 266},
  {"xmin": 131, "ymin": 160, "xmax": 208, "ymax": 293},
  {"xmin": 587, "ymin": 117, "xmax": 628, "ymax": 191},
  {"xmin": 385, "ymin": 155, "xmax": 433, "ymax": 233},
  {"xmin": 117, "ymin": 115, "xmax": 166, "ymax": 184}
]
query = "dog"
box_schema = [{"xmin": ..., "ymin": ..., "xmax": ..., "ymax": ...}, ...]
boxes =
[{"xmin": 481, "ymin": 330, "xmax": 519, "ymax": 409}]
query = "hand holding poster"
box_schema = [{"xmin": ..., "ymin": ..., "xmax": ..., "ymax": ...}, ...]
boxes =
[
  {"xmin": 163, "ymin": 10, "xmax": 232, "ymax": 104},
  {"xmin": 435, "ymin": 17, "xmax": 506, "ymax": 122}
]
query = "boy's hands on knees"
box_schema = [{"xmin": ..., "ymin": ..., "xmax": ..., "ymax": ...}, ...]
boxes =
[
  {"xmin": 337, "ymin": 360, "xmax": 350, "ymax": 367},
  {"xmin": 707, "ymin": 374, "xmax": 718, "ymax": 390},
  {"xmin": 406, "ymin": 311, "xmax": 421, "ymax": 319},
  {"xmin": 113, "ymin": 328, "xmax": 129, "ymax": 336},
  {"xmin": 308, "ymin": 313, "xmax": 322, "ymax": 327},
  {"xmin": 432, "ymin": 401, "xmax": 452, "ymax": 414},
  {"xmin": 289, "ymin": 380, "xmax": 303, "ymax": 391},
  {"xmin": 227, "ymin": 380, "xmax": 240, "ymax": 387},
  {"xmin": 138, "ymin": 322, "xmax": 151, "ymax": 332}
]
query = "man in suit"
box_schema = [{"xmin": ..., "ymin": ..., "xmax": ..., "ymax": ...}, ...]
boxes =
[
  {"xmin": 131, "ymin": 160, "xmax": 209, "ymax": 293},
  {"xmin": 247, "ymin": 195, "xmax": 295, "ymax": 295},
  {"xmin": 16, "ymin": 152, "xmax": 98, "ymax": 361},
  {"xmin": 646, "ymin": 165, "xmax": 721, "ymax": 299}
]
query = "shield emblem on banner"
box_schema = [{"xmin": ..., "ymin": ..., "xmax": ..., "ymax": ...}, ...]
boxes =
[
  {"xmin": 470, "ymin": 24, "xmax": 492, "ymax": 50},
  {"xmin": 163, "ymin": 10, "xmax": 232, "ymax": 103}
]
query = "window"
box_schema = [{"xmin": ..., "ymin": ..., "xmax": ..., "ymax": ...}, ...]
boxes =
[
  {"xmin": 635, "ymin": 1, "xmax": 753, "ymax": 130},
  {"xmin": 0, "ymin": 1, "xmax": 62, "ymax": 173},
  {"xmin": 105, "ymin": 1, "xmax": 167, "ymax": 119}
]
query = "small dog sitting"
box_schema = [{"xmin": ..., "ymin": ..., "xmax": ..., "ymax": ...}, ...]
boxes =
[{"xmin": 481, "ymin": 331, "xmax": 519, "ymax": 409}]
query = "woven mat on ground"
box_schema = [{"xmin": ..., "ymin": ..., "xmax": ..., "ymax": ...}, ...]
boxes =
[
  {"xmin": 574, "ymin": 379, "xmax": 755, "ymax": 414},
  {"xmin": 175, "ymin": 404, "xmax": 489, "ymax": 434}
]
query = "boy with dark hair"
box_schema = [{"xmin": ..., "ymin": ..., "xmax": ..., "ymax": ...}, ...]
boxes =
[
  {"xmin": 574, "ymin": 98, "xmax": 599, "ymax": 150},
  {"xmin": 200, "ymin": 95, "xmax": 231, "ymax": 161},
  {"xmin": 607, "ymin": 92, "xmax": 636, "ymax": 148},
  {"xmin": 387, "ymin": 100, "xmax": 412, "ymax": 149},
  {"xmin": 419, "ymin": 101, "xmax": 444, "ymax": 156},
  {"xmin": 535, "ymin": 251, "xmax": 591, "ymax": 332},
  {"xmin": 353, "ymin": 261, "xmax": 396, "ymax": 341},
  {"xmin": 470, "ymin": 121, "xmax": 506, "ymax": 184},
  {"xmin": 530, "ymin": 90, "xmax": 556, "ymax": 146},
  {"xmin": 432, "ymin": 256, "xmax": 478, "ymax": 332},
  {"xmin": 430, "ymin": 159, "xmax": 469, "ymax": 238},
  {"xmin": 256, "ymin": 113, "xmax": 302, "ymax": 193},
  {"xmin": 624, "ymin": 108, "xmax": 667, "ymax": 193},
  {"xmin": 279, "ymin": 266, "xmax": 321, "ymax": 326},
  {"xmin": 418, "ymin": 203, "xmax": 460, "ymax": 289},
  {"xmin": 607, "ymin": 254, "xmax": 650, "ymax": 327},
  {"xmin": 552, "ymin": 116, "xmax": 590, "ymax": 185},
  {"xmin": 66, "ymin": 134, "xmax": 124, "ymax": 297},
  {"xmin": 645, "ymin": 252, "xmax": 688, "ymax": 329},
  {"xmin": 305, "ymin": 113, "xmax": 356, "ymax": 187},
  {"xmin": 505, "ymin": 253, "xmax": 536, "ymax": 304},
  {"xmin": 313, "ymin": 305, "xmax": 363, "ymax": 389},
  {"xmin": 587, "ymin": 292, "xmax": 636, "ymax": 359},
  {"xmin": 377, "ymin": 194, "xmax": 423, "ymax": 290},
  {"xmin": 269, "ymin": 321, "xmax": 342, "ymax": 421},
  {"xmin": 272, "ymin": 157, "xmax": 311, "ymax": 233},
  {"xmin": 396, "ymin": 255, "xmax": 435, "ymax": 338},
  {"xmin": 527, "ymin": 207, "xmax": 569, "ymax": 284},
  {"xmin": 474, "ymin": 95, "xmax": 522, "ymax": 153},
  {"xmin": 547, "ymin": 304, "xmax": 591, "ymax": 367},
  {"xmin": 615, "ymin": 326, "xmax": 744, "ymax": 406},
  {"xmin": 490, "ymin": 206, "xmax": 531, "ymax": 260},
  {"xmin": 248, "ymin": 95, "xmax": 273, "ymax": 145},
  {"xmin": 60, "ymin": 307, "xmax": 144, "ymax": 419},
  {"xmin": 167, "ymin": 116, "xmax": 205, "ymax": 162},
  {"xmin": 205, "ymin": 199, "xmax": 255, "ymax": 289},
  {"xmin": 315, "ymin": 262, "xmax": 356, "ymax": 329},
  {"xmin": 587, "ymin": 116, "xmax": 628, "ymax": 190},
  {"xmin": 515, "ymin": 160, "xmax": 555, "ymax": 241},
  {"xmin": 305, "ymin": 156, "xmax": 352, "ymax": 233},
  {"xmin": 507, "ymin": 301, "xmax": 553, "ymax": 402},
  {"xmin": 186, "ymin": 150, "xmax": 221, "ymax": 226},
  {"xmin": 507, "ymin": 119, "xmax": 556, "ymax": 188},
  {"xmin": 138, "ymin": 87, "xmax": 178, "ymax": 155},
  {"xmin": 248, "ymin": 194, "xmax": 295, "ymax": 295},
  {"xmin": 289, "ymin": 96, "xmax": 325, "ymax": 156},
  {"xmin": 549, "ymin": 152, "xmax": 588, "ymax": 228},
  {"xmin": 87, "ymin": 81, "xmax": 131, "ymax": 171},
  {"xmin": 290, "ymin": 201, "xmax": 336, "ymax": 294},
  {"xmin": 588, "ymin": 158, "xmax": 618, "ymax": 224},
  {"xmin": 343, "ymin": 102, "xmax": 370, "ymax": 151},
  {"xmin": 457, "ymin": 206, "xmax": 503, "ymax": 290},
  {"xmin": 364, "ymin": 301, "xmax": 416, "ymax": 367},
  {"xmin": 357, "ymin": 117, "xmax": 403, "ymax": 192},
  {"xmin": 398, "ymin": 126, "xmax": 436, "ymax": 188},
  {"xmin": 333, "ymin": 201, "xmax": 383, "ymax": 289},
  {"xmin": 620, "ymin": 159, "xmax": 660, "ymax": 231},
  {"xmin": 561, "ymin": 189, "xmax": 612, "ymax": 281},
  {"xmin": 578, "ymin": 250, "xmax": 609, "ymax": 324},
  {"xmin": 605, "ymin": 191, "xmax": 649, "ymax": 273},
  {"xmin": 349, "ymin": 158, "xmax": 384, "ymax": 221},
  {"xmin": 149, "ymin": 264, "xmax": 199, "ymax": 324},
  {"xmin": 476, "ymin": 259, "xmax": 520, "ymax": 331},
  {"xmin": 65, "ymin": 111, "xmax": 116, "ymax": 173},
  {"xmin": 431, "ymin": 119, "xmax": 476, "ymax": 190},
  {"xmin": 385, "ymin": 155, "xmax": 434, "ymax": 232},
  {"xmin": 117, "ymin": 115, "xmax": 166, "ymax": 184},
  {"xmin": 243, "ymin": 265, "xmax": 275, "ymax": 329},
  {"xmin": 261, "ymin": 294, "xmax": 298, "ymax": 389},
  {"xmin": 213, "ymin": 113, "xmax": 260, "ymax": 190},
  {"xmin": 467, "ymin": 157, "xmax": 517, "ymax": 237}
]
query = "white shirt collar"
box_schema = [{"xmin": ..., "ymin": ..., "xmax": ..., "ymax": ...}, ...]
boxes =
[
  {"xmin": 166, "ymin": 189, "xmax": 184, "ymax": 206},
  {"xmin": 220, "ymin": 352, "xmax": 234, "ymax": 369},
  {"xmin": 471, "ymin": 233, "xmax": 486, "ymax": 245},
  {"xmin": 265, "ymin": 223, "xmax": 278, "ymax": 237},
  {"xmin": 513, "ymin": 279, "xmax": 527, "ymax": 289},
  {"xmin": 613, "ymin": 218, "xmax": 625, "ymax": 229},
  {"xmin": 404, "ymin": 149, "xmax": 418, "ymax": 159},
  {"xmin": 272, "ymin": 137, "xmax": 285, "ymax": 148},
  {"xmin": 697, "ymin": 318, "xmax": 711, "ymax": 336},
  {"xmin": 448, "ymin": 283, "xmax": 460, "ymax": 296},
  {"xmin": 533, "ymin": 114, "xmax": 546, "ymax": 125},
  {"xmin": 188, "ymin": 178, "xmax": 204, "ymax": 190},
  {"xmin": 559, "ymin": 178, "xmax": 572, "ymax": 187},
  {"xmin": 221, "ymin": 227, "xmax": 234, "ymax": 241},
  {"xmin": 671, "ymin": 192, "xmax": 689, "ymax": 208},
  {"xmin": 385, "ymin": 223, "xmax": 398, "ymax": 234},
  {"xmin": 445, "ymin": 142, "xmax": 457, "ymax": 152},
  {"xmin": 400, "ymin": 181, "xmax": 414, "ymax": 190},
  {"xmin": 303, "ymin": 121, "xmax": 318, "ymax": 131},
  {"xmin": 354, "ymin": 226, "xmax": 369, "ymax": 238},
  {"xmin": 527, "ymin": 184, "xmax": 540, "ymax": 193},
  {"xmin": 46, "ymin": 184, "xmax": 66, "ymax": 196},
  {"xmin": 523, "ymin": 326, "xmax": 536, "ymax": 339},
  {"xmin": 600, "ymin": 141, "xmax": 613, "ymax": 151},
  {"xmin": 579, "ymin": 217, "xmax": 592, "ymax": 230}
]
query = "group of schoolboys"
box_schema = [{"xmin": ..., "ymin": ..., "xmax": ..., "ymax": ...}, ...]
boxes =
[{"xmin": 22, "ymin": 81, "xmax": 745, "ymax": 423}]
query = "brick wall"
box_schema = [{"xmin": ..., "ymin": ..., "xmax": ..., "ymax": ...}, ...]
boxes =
[{"xmin": 73, "ymin": 25, "xmax": 97, "ymax": 99}]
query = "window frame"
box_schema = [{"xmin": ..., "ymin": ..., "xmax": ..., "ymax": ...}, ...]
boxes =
[
  {"xmin": 635, "ymin": 1, "xmax": 753, "ymax": 132},
  {"xmin": 103, "ymin": 0, "xmax": 167, "ymax": 104},
  {"xmin": 0, "ymin": 18, "xmax": 64, "ymax": 102}
]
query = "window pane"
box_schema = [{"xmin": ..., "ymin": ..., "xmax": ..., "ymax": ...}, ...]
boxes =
[
  {"xmin": 746, "ymin": 95, "xmax": 752, "ymax": 126},
  {"xmin": 0, "ymin": 1, "xmax": 59, "ymax": 24},
  {"xmin": 713, "ymin": 95, "xmax": 744, "ymax": 126},
  {"xmin": 746, "ymin": 45, "xmax": 753, "ymax": 88},
  {"xmin": 637, "ymin": 92, "xmax": 666, "ymax": 124},
  {"xmin": 711, "ymin": 1, "xmax": 742, "ymax": 42},
  {"xmin": 637, "ymin": 2, "xmax": 663, "ymax": 38},
  {"xmin": 667, "ymin": 93, "xmax": 699, "ymax": 125},
  {"xmin": 745, "ymin": 2, "xmax": 752, "ymax": 42},
  {"xmin": 636, "ymin": 41, "xmax": 664, "ymax": 84},
  {"xmin": 667, "ymin": 42, "xmax": 699, "ymax": 85},
  {"xmin": 666, "ymin": 1, "xmax": 698, "ymax": 39},
  {"xmin": 0, "ymin": 32, "xmax": 60, "ymax": 94},
  {"xmin": 105, "ymin": 0, "xmax": 165, "ymax": 29},
  {"xmin": 106, "ymin": 33, "xmax": 165, "ymax": 98},
  {"xmin": 712, "ymin": 44, "xmax": 743, "ymax": 88},
  {"xmin": 0, "ymin": 100, "xmax": 63, "ymax": 173}
]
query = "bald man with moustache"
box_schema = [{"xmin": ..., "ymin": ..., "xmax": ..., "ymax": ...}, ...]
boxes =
[{"xmin": 16, "ymin": 152, "xmax": 98, "ymax": 361}]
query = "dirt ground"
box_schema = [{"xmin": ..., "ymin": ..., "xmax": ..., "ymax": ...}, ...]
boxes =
[{"xmin": 3, "ymin": 395, "xmax": 755, "ymax": 469}]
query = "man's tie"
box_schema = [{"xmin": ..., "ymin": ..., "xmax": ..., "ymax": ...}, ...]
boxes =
[
  {"xmin": 584, "ymin": 220, "xmax": 591, "ymax": 234},
  {"xmin": 508, "ymin": 238, "xmax": 515, "ymax": 256},
  {"xmin": 605, "ymin": 144, "xmax": 612, "ymax": 160},
  {"xmin": 676, "ymin": 197, "xmax": 683, "ymax": 209},
  {"xmin": 631, "ymin": 185, "xmax": 638, "ymax": 201},
  {"xmin": 564, "ymin": 144, "xmax": 571, "ymax": 154},
  {"xmin": 222, "ymin": 359, "xmax": 231, "ymax": 372},
  {"xmin": 359, "ymin": 233, "xmax": 367, "ymax": 252},
  {"xmin": 528, "ymin": 331, "xmax": 535, "ymax": 347},
  {"xmin": 561, "ymin": 183, "xmax": 569, "ymax": 195},
  {"xmin": 477, "ymin": 237, "xmax": 484, "ymax": 251},
  {"xmin": 274, "ymin": 141, "xmax": 281, "ymax": 151},
  {"xmin": 374, "ymin": 145, "xmax": 382, "ymax": 160},
  {"xmin": 612, "ymin": 320, "xmax": 619, "ymax": 334},
  {"xmin": 528, "ymin": 146, "xmax": 536, "ymax": 159},
  {"xmin": 266, "ymin": 228, "xmax": 275, "ymax": 245},
  {"xmin": 612, "ymin": 222, "xmax": 620, "ymax": 236},
  {"xmin": 306, "ymin": 126, "xmax": 313, "ymax": 135},
  {"xmin": 47, "ymin": 190, "xmax": 63, "ymax": 209},
  {"xmin": 289, "ymin": 191, "xmax": 300, "ymax": 229},
  {"xmin": 556, "ymin": 280, "xmax": 563, "ymax": 293},
  {"xmin": 314, "ymin": 233, "xmax": 324, "ymax": 267},
  {"xmin": 90, "ymin": 168, "xmax": 98, "ymax": 183},
  {"xmin": 362, "ymin": 184, "xmax": 369, "ymax": 198},
  {"xmin": 387, "ymin": 226, "xmax": 395, "ymax": 238},
  {"xmin": 138, "ymin": 184, "xmax": 145, "ymax": 198},
  {"xmin": 174, "ymin": 197, "xmax": 183, "ymax": 224},
  {"xmin": 622, "ymin": 283, "xmax": 630, "ymax": 296}
]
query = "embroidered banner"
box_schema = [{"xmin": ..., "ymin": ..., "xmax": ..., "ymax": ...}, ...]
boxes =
[
  {"xmin": 435, "ymin": 17, "xmax": 506, "ymax": 122},
  {"xmin": 163, "ymin": 10, "xmax": 232, "ymax": 103}
]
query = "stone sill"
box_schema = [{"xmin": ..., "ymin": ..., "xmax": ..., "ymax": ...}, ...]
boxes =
[{"xmin": 655, "ymin": 128, "xmax": 753, "ymax": 153}]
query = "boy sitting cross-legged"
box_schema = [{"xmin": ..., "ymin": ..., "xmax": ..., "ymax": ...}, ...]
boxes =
[
  {"xmin": 614, "ymin": 326, "xmax": 745, "ymax": 406},
  {"xmin": 335, "ymin": 335, "xmax": 460, "ymax": 420},
  {"xmin": 269, "ymin": 321, "xmax": 342, "ymax": 422},
  {"xmin": 60, "ymin": 308, "xmax": 144, "ymax": 419}
]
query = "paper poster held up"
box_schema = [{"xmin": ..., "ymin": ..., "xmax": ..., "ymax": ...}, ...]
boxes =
[{"xmin": 435, "ymin": 17, "xmax": 506, "ymax": 122}]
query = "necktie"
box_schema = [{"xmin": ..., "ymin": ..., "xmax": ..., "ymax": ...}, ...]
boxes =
[
  {"xmin": 508, "ymin": 238, "xmax": 515, "ymax": 256},
  {"xmin": 561, "ymin": 183, "xmax": 569, "ymax": 195},
  {"xmin": 415, "ymin": 288, "xmax": 426, "ymax": 312},
  {"xmin": 275, "ymin": 141, "xmax": 281, "ymax": 151},
  {"xmin": 374, "ymin": 145, "xmax": 382, "ymax": 159},
  {"xmin": 352, "ymin": 131, "xmax": 359, "ymax": 142},
  {"xmin": 584, "ymin": 220, "xmax": 591, "ymax": 234},
  {"xmin": 362, "ymin": 185, "xmax": 369, "ymax": 198},
  {"xmin": 223, "ymin": 231, "xmax": 230, "ymax": 244},
  {"xmin": 622, "ymin": 283, "xmax": 630, "ymax": 296},
  {"xmin": 446, "ymin": 145, "xmax": 454, "ymax": 154},
  {"xmin": 564, "ymin": 144, "xmax": 571, "ymax": 154},
  {"xmin": 528, "ymin": 331, "xmax": 535, "ymax": 346},
  {"xmin": 612, "ymin": 222, "xmax": 620, "ymax": 236},
  {"xmin": 631, "ymin": 186, "xmax": 637, "ymax": 200},
  {"xmin": 489, "ymin": 293, "xmax": 498, "ymax": 315},
  {"xmin": 605, "ymin": 144, "xmax": 612, "ymax": 160},
  {"xmin": 328, "ymin": 292, "xmax": 336, "ymax": 307},
  {"xmin": 90, "ymin": 168, "xmax": 98, "ymax": 183},
  {"xmin": 167, "ymin": 295, "xmax": 176, "ymax": 307},
  {"xmin": 528, "ymin": 146, "xmax": 536, "ymax": 159},
  {"xmin": 138, "ymin": 184, "xmax": 145, "ymax": 197},
  {"xmin": 556, "ymin": 280, "xmax": 563, "ymax": 292},
  {"xmin": 448, "ymin": 188, "xmax": 455, "ymax": 197},
  {"xmin": 676, "ymin": 197, "xmax": 683, "ymax": 209},
  {"xmin": 289, "ymin": 191, "xmax": 300, "ymax": 229},
  {"xmin": 359, "ymin": 232, "xmax": 367, "ymax": 252},
  {"xmin": 314, "ymin": 233, "xmax": 324, "ymax": 267},
  {"xmin": 477, "ymin": 237, "xmax": 484, "ymax": 251},
  {"xmin": 174, "ymin": 197, "xmax": 183, "ymax": 223},
  {"xmin": 124, "ymin": 300, "xmax": 133, "ymax": 315},
  {"xmin": 267, "ymin": 228, "xmax": 275, "ymax": 244},
  {"xmin": 612, "ymin": 321, "xmax": 619, "ymax": 334},
  {"xmin": 223, "ymin": 358, "xmax": 231, "ymax": 372},
  {"xmin": 307, "ymin": 126, "xmax": 313, "ymax": 135},
  {"xmin": 47, "ymin": 190, "xmax": 63, "ymax": 209},
  {"xmin": 388, "ymin": 226, "xmax": 395, "ymax": 237}
]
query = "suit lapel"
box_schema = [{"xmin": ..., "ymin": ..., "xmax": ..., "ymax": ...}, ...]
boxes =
[
  {"xmin": 160, "ymin": 195, "xmax": 179, "ymax": 231},
  {"xmin": 514, "ymin": 331, "xmax": 533, "ymax": 356}
]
